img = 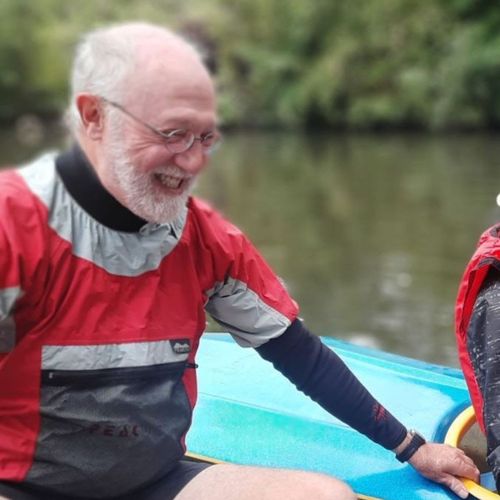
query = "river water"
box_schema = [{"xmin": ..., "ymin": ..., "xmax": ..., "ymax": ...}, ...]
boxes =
[{"xmin": 2, "ymin": 126, "xmax": 500, "ymax": 366}]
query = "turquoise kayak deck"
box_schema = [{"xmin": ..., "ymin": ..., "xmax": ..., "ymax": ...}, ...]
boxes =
[{"xmin": 187, "ymin": 334, "xmax": 471, "ymax": 500}]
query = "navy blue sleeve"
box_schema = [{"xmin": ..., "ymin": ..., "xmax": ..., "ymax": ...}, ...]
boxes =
[{"xmin": 256, "ymin": 319, "xmax": 407, "ymax": 450}]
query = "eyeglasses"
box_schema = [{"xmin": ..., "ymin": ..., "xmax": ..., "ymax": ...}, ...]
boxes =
[{"xmin": 100, "ymin": 97, "xmax": 221, "ymax": 155}]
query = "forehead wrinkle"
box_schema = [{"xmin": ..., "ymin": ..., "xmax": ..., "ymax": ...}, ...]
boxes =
[{"xmin": 155, "ymin": 107, "xmax": 217, "ymax": 130}]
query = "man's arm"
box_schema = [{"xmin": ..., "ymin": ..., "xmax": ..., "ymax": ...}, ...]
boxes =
[
  {"xmin": 256, "ymin": 319, "xmax": 406, "ymax": 448},
  {"xmin": 257, "ymin": 319, "xmax": 479, "ymax": 498}
]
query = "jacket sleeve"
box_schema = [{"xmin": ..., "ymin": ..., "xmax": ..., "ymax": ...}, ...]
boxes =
[
  {"xmin": 256, "ymin": 319, "xmax": 407, "ymax": 450},
  {"xmin": 0, "ymin": 220, "xmax": 23, "ymax": 353},
  {"xmin": 466, "ymin": 267, "xmax": 500, "ymax": 489},
  {"xmin": 200, "ymin": 205, "xmax": 299, "ymax": 348},
  {"xmin": 0, "ymin": 172, "xmax": 48, "ymax": 355}
]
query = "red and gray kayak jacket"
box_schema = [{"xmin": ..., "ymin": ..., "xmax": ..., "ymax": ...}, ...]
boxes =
[
  {"xmin": 0, "ymin": 150, "xmax": 298, "ymax": 498},
  {"xmin": 455, "ymin": 224, "xmax": 500, "ymax": 432}
]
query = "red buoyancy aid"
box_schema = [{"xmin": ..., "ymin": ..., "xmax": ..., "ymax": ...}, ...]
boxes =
[{"xmin": 455, "ymin": 224, "xmax": 500, "ymax": 433}]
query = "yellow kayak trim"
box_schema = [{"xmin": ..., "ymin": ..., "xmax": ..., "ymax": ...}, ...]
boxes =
[
  {"xmin": 185, "ymin": 451, "xmax": 225, "ymax": 464},
  {"xmin": 185, "ymin": 452, "xmax": 381, "ymax": 499},
  {"xmin": 444, "ymin": 406, "xmax": 500, "ymax": 499}
]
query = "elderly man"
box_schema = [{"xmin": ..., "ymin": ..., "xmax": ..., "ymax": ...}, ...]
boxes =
[{"xmin": 0, "ymin": 22, "xmax": 478, "ymax": 500}]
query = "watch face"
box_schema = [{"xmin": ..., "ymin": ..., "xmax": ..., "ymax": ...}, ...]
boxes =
[{"xmin": 410, "ymin": 429, "xmax": 426, "ymax": 441}]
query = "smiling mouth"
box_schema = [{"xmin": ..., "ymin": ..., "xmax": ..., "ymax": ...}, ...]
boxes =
[{"xmin": 154, "ymin": 173, "xmax": 186, "ymax": 190}]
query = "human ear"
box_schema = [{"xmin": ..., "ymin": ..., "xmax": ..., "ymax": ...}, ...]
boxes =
[{"xmin": 76, "ymin": 94, "xmax": 105, "ymax": 140}]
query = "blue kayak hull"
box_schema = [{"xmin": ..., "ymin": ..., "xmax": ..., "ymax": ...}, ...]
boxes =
[{"xmin": 187, "ymin": 334, "xmax": 471, "ymax": 499}]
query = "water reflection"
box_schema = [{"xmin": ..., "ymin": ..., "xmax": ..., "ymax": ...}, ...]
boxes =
[
  {"xmin": 198, "ymin": 132, "xmax": 500, "ymax": 365},
  {"xmin": 2, "ymin": 129, "xmax": 500, "ymax": 365}
]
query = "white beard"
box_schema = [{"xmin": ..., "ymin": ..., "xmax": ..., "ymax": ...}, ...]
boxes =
[{"xmin": 105, "ymin": 136, "xmax": 194, "ymax": 224}]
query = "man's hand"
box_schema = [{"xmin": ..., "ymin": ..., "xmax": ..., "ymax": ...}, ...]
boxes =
[{"xmin": 408, "ymin": 442, "xmax": 480, "ymax": 498}]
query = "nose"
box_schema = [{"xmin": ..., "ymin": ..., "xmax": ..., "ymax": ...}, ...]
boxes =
[{"xmin": 171, "ymin": 142, "xmax": 208, "ymax": 174}]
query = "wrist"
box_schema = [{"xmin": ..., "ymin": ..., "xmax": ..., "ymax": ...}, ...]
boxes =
[
  {"xmin": 394, "ymin": 429, "xmax": 426, "ymax": 463},
  {"xmin": 393, "ymin": 430, "xmax": 412, "ymax": 455}
]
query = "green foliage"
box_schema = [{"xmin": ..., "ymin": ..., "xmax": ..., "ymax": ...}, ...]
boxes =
[
  {"xmin": 1, "ymin": 0, "xmax": 500, "ymax": 130},
  {"xmin": 0, "ymin": 1, "xmax": 65, "ymax": 119}
]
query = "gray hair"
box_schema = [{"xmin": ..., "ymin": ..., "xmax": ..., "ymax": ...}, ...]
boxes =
[
  {"xmin": 66, "ymin": 25, "xmax": 132, "ymax": 135},
  {"xmin": 65, "ymin": 22, "xmax": 200, "ymax": 137}
]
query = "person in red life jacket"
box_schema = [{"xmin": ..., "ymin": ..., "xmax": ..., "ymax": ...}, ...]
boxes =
[
  {"xmin": 456, "ymin": 223, "xmax": 500, "ymax": 492},
  {"xmin": 0, "ymin": 22, "xmax": 478, "ymax": 500}
]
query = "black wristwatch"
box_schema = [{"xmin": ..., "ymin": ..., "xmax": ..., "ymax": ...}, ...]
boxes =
[{"xmin": 395, "ymin": 430, "xmax": 426, "ymax": 463}]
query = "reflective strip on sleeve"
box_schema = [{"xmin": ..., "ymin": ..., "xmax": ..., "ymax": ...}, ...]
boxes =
[{"xmin": 205, "ymin": 277, "xmax": 292, "ymax": 348}]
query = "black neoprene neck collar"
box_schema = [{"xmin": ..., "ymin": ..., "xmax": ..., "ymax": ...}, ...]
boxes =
[{"xmin": 55, "ymin": 145, "xmax": 148, "ymax": 232}]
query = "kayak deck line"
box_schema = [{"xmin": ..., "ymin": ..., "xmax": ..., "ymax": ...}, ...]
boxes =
[
  {"xmin": 184, "ymin": 452, "xmax": 381, "ymax": 499},
  {"xmin": 184, "ymin": 451, "xmax": 224, "ymax": 464},
  {"xmin": 445, "ymin": 406, "xmax": 500, "ymax": 499}
]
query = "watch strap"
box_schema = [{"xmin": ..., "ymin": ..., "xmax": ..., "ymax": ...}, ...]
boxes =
[{"xmin": 396, "ymin": 430, "xmax": 426, "ymax": 462}]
